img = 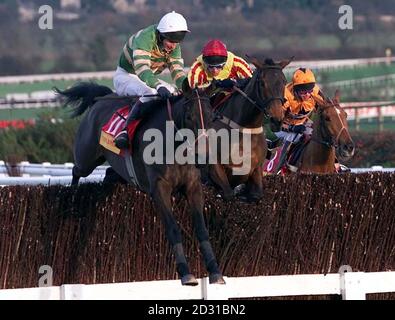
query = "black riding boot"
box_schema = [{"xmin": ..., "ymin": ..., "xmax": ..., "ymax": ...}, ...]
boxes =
[{"xmin": 114, "ymin": 100, "xmax": 142, "ymax": 149}]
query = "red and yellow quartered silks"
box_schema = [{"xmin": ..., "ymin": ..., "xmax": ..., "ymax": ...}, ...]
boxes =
[{"xmin": 188, "ymin": 52, "xmax": 252, "ymax": 89}]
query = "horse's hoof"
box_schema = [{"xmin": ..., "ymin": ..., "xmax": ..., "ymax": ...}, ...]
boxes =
[
  {"xmin": 234, "ymin": 184, "xmax": 246, "ymax": 196},
  {"xmin": 237, "ymin": 195, "xmax": 249, "ymax": 203},
  {"xmin": 209, "ymin": 273, "xmax": 226, "ymax": 285},
  {"xmin": 222, "ymin": 193, "xmax": 234, "ymax": 202},
  {"xmin": 181, "ymin": 274, "xmax": 198, "ymax": 286},
  {"xmin": 248, "ymin": 195, "xmax": 262, "ymax": 203},
  {"xmin": 237, "ymin": 194, "xmax": 261, "ymax": 204}
]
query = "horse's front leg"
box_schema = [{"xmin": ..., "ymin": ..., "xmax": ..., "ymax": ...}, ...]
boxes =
[
  {"xmin": 208, "ymin": 164, "xmax": 234, "ymax": 201},
  {"xmin": 185, "ymin": 177, "xmax": 225, "ymax": 285},
  {"xmin": 150, "ymin": 179, "xmax": 197, "ymax": 286},
  {"xmin": 244, "ymin": 166, "xmax": 263, "ymax": 202}
]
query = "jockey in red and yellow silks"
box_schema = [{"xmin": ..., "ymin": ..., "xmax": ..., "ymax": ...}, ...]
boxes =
[{"xmin": 188, "ymin": 39, "xmax": 252, "ymax": 90}]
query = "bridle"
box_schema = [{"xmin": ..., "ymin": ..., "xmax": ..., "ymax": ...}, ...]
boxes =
[
  {"xmin": 214, "ymin": 65, "xmax": 286, "ymax": 134},
  {"xmin": 313, "ymin": 101, "xmax": 349, "ymax": 149},
  {"xmin": 237, "ymin": 66, "xmax": 286, "ymax": 118}
]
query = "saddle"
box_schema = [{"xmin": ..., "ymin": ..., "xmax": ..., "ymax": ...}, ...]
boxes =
[
  {"xmin": 99, "ymin": 105, "xmax": 142, "ymax": 156},
  {"xmin": 263, "ymin": 136, "xmax": 310, "ymax": 174}
]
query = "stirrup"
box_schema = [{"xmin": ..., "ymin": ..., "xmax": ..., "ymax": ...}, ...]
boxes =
[{"xmin": 114, "ymin": 130, "xmax": 130, "ymax": 149}]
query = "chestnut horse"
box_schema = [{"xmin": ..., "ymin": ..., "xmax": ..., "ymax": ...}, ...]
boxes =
[{"xmin": 298, "ymin": 91, "xmax": 355, "ymax": 173}]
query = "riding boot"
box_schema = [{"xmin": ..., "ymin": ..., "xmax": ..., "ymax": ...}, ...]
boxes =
[
  {"xmin": 266, "ymin": 138, "xmax": 281, "ymax": 150},
  {"xmin": 276, "ymin": 140, "xmax": 291, "ymax": 173},
  {"xmin": 114, "ymin": 100, "xmax": 142, "ymax": 149}
]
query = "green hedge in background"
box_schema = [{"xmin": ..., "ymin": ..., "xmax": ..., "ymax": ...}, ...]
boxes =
[{"xmin": 0, "ymin": 110, "xmax": 78, "ymax": 163}]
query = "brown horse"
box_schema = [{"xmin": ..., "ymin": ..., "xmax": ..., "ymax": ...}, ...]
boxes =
[
  {"xmin": 298, "ymin": 91, "xmax": 355, "ymax": 173},
  {"xmin": 207, "ymin": 57, "xmax": 291, "ymax": 201}
]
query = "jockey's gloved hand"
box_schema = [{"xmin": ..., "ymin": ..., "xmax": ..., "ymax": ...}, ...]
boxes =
[
  {"xmin": 235, "ymin": 78, "xmax": 250, "ymax": 88},
  {"xmin": 157, "ymin": 86, "xmax": 172, "ymax": 99},
  {"xmin": 291, "ymin": 124, "xmax": 306, "ymax": 134},
  {"xmin": 215, "ymin": 79, "xmax": 236, "ymax": 89}
]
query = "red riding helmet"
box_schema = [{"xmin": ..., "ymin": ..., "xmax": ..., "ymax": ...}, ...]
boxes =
[{"xmin": 202, "ymin": 39, "xmax": 228, "ymax": 66}]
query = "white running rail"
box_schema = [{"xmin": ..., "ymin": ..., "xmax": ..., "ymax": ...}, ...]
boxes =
[{"xmin": 0, "ymin": 271, "xmax": 394, "ymax": 300}]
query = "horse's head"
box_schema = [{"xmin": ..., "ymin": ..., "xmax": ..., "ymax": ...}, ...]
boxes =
[
  {"xmin": 315, "ymin": 90, "xmax": 355, "ymax": 161},
  {"xmin": 180, "ymin": 79, "xmax": 213, "ymax": 163},
  {"xmin": 247, "ymin": 56, "xmax": 293, "ymax": 131}
]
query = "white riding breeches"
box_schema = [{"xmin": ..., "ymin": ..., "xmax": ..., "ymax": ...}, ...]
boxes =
[
  {"xmin": 113, "ymin": 66, "xmax": 176, "ymax": 103},
  {"xmin": 274, "ymin": 131, "xmax": 303, "ymax": 143},
  {"xmin": 274, "ymin": 119, "xmax": 313, "ymax": 144}
]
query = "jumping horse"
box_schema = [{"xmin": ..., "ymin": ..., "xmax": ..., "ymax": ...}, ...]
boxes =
[
  {"xmin": 56, "ymin": 80, "xmax": 225, "ymax": 286},
  {"xmin": 298, "ymin": 90, "xmax": 355, "ymax": 173},
  {"xmin": 207, "ymin": 56, "xmax": 292, "ymax": 201}
]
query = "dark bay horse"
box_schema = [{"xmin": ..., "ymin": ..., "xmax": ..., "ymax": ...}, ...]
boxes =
[
  {"xmin": 56, "ymin": 80, "xmax": 225, "ymax": 286},
  {"xmin": 208, "ymin": 57, "xmax": 292, "ymax": 201},
  {"xmin": 299, "ymin": 91, "xmax": 355, "ymax": 173}
]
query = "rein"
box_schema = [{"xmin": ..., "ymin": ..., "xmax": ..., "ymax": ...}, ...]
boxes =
[
  {"xmin": 167, "ymin": 90, "xmax": 210, "ymax": 151},
  {"xmin": 216, "ymin": 66, "xmax": 285, "ymax": 134},
  {"xmin": 312, "ymin": 102, "xmax": 348, "ymax": 148}
]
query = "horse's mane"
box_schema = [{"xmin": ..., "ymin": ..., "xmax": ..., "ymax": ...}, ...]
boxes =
[
  {"xmin": 141, "ymin": 95, "xmax": 184, "ymax": 110},
  {"xmin": 264, "ymin": 58, "xmax": 276, "ymax": 66}
]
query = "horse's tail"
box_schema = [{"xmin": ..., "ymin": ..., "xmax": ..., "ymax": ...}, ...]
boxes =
[{"xmin": 54, "ymin": 82, "xmax": 113, "ymax": 118}]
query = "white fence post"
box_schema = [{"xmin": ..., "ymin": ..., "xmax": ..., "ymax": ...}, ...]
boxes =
[
  {"xmin": 341, "ymin": 272, "xmax": 366, "ymax": 300},
  {"xmin": 60, "ymin": 284, "xmax": 85, "ymax": 300},
  {"xmin": 202, "ymin": 277, "xmax": 229, "ymax": 300}
]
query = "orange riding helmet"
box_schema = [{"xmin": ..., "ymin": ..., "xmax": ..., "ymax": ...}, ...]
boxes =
[{"xmin": 292, "ymin": 68, "xmax": 316, "ymax": 92}]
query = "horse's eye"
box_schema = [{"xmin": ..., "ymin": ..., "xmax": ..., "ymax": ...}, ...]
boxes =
[{"xmin": 325, "ymin": 116, "xmax": 331, "ymax": 121}]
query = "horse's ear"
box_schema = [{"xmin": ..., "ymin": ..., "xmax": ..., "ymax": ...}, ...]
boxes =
[
  {"xmin": 313, "ymin": 90, "xmax": 328, "ymax": 107},
  {"xmin": 246, "ymin": 54, "xmax": 263, "ymax": 69},
  {"xmin": 278, "ymin": 56, "xmax": 294, "ymax": 69},
  {"xmin": 334, "ymin": 89, "xmax": 341, "ymax": 103},
  {"xmin": 182, "ymin": 78, "xmax": 191, "ymax": 94}
]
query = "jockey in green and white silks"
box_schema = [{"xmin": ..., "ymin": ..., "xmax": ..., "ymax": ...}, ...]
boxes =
[{"xmin": 113, "ymin": 11, "xmax": 190, "ymax": 149}]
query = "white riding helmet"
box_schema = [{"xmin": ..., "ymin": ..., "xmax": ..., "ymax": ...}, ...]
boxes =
[{"xmin": 157, "ymin": 11, "xmax": 190, "ymax": 33}]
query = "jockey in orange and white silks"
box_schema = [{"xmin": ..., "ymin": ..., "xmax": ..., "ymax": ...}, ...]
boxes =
[
  {"xmin": 187, "ymin": 39, "xmax": 252, "ymax": 91},
  {"xmin": 274, "ymin": 68, "xmax": 325, "ymax": 144}
]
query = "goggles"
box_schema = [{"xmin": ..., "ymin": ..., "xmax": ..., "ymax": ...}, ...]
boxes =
[
  {"xmin": 207, "ymin": 63, "xmax": 226, "ymax": 70},
  {"xmin": 297, "ymin": 88, "xmax": 314, "ymax": 95}
]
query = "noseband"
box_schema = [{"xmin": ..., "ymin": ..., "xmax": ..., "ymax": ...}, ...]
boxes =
[
  {"xmin": 315, "ymin": 102, "xmax": 348, "ymax": 149},
  {"xmin": 243, "ymin": 66, "xmax": 286, "ymax": 117}
]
